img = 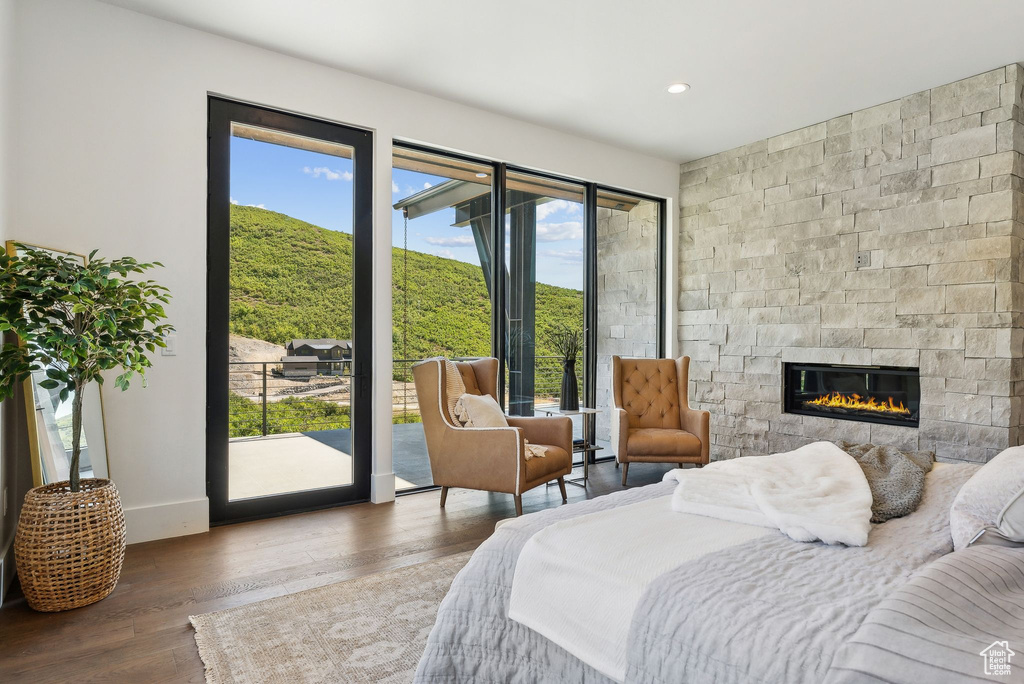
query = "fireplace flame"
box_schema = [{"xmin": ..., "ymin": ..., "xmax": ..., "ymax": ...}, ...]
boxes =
[{"xmin": 804, "ymin": 392, "xmax": 911, "ymax": 416}]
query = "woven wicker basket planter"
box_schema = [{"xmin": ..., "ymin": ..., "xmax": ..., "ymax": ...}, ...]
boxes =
[{"xmin": 14, "ymin": 478, "xmax": 126, "ymax": 612}]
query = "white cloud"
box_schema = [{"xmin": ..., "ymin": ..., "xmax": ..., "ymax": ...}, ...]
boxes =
[
  {"xmin": 425, "ymin": 235, "xmax": 474, "ymax": 247},
  {"xmin": 536, "ymin": 199, "xmax": 581, "ymax": 221},
  {"xmin": 231, "ymin": 196, "xmax": 266, "ymax": 209},
  {"xmin": 423, "ymin": 182, "xmax": 432, "ymax": 189},
  {"xmin": 536, "ymin": 221, "xmax": 583, "ymax": 242},
  {"xmin": 433, "ymin": 248, "xmax": 455, "ymax": 259},
  {"xmin": 542, "ymin": 248, "xmax": 584, "ymax": 263},
  {"xmin": 303, "ymin": 165, "xmax": 353, "ymax": 181},
  {"xmin": 392, "ymin": 180, "xmax": 399, "ymax": 193}
]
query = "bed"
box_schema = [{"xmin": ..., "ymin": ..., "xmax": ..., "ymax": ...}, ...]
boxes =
[{"xmin": 413, "ymin": 460, "xmax": 986, "ymax": 683}]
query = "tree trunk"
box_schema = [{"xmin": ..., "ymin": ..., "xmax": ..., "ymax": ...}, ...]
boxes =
[{"xmin": 69, "ymin": 382, "xmax": 84, "ymax": 492}]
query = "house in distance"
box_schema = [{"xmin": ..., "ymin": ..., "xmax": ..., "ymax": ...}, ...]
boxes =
[{"xmin": 283, "ymin": 338, "xmax": 352, "ymax": 376}]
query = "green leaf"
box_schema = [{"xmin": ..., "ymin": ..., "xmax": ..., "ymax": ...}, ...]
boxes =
[{"xmin": 0, "ymin": 245, "xmax": 171, "ymax": 398}]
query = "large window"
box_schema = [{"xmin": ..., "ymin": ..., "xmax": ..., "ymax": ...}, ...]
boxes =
[
  {"xmin": 594, "ymin": 190, "xmax": 663, "ymax": 444},
  {"xmin": 391, "ymin": 148, "xmax": 494, "ymax": 490},
  {"xmin": 390, "ymin": 143, "xmax": 663, "ymax": 489},
  {"xmin": 505, "ymin": 172, "xmax": 585, "ymax": 417}
]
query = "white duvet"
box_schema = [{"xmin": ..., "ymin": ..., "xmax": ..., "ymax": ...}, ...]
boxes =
[
  {"xmin": 664, "ymin": 440, "xmax": 873, "ymax": 547},
  {"xmin": 508, "ymin": 496, "xmax": 770, "ymax": 681},
  {"xmin": 508, "ymin": 441, "xmax": 874, "ymax": 681}
]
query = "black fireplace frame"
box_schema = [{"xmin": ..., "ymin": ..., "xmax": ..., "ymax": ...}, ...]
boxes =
[{"xmin": 783, "ymin": 362, "xmax": 920, "ymax": 428}]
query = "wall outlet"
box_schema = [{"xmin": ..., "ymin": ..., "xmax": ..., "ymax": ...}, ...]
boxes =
[
  {"xmin": 855, "ymin": 251, "xmax": 871, "ymax": 268},
  {"xmin": 161, "ymin": 334, "xmax": 177, "ymax": 357}
]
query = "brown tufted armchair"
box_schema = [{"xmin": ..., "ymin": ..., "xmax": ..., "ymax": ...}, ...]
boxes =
[
  {"xmin": 611, "ymin": 356, "xmax": 710, "ymax": 485},
  {"xmin": 411, "ymin": 358, "xmax": 573, "ymax": 516}
]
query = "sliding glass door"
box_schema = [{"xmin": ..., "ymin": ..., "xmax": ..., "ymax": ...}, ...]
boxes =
[{"xmin": 208, "ymin": 98, "xmax": 373, "ymax": 522}]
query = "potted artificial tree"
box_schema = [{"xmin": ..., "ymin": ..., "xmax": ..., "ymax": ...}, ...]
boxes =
[{"xmin": 0, "ymin": 245, "xmax": 172, "ymax": 612}]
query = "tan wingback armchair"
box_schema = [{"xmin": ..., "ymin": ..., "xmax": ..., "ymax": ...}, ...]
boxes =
[
  {"xmin": 611, "ymin": 356, "xmax": 710, "ymax": 485},
  {"xmin": 412, "ymin": 358, "xmax": 573, "ymax": 516}
]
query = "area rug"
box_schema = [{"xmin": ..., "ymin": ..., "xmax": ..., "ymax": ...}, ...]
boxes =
[{"xmin": 190, "ymin": 551, "xmax": 472, "ymax": 684}]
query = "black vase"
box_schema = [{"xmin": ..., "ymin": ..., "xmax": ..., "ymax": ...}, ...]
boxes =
[{"xmin": 559, "ymin": 359, "xmax": 579, "ymax": 411}]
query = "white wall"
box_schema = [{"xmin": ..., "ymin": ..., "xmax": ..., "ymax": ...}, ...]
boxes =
[
  {"xmin": 0, "ymin": 0, "xmax": 13, "ymax": 602},
  {"xmin": 9, "ymin": 0, "xmax": 678, "ymax": 542}
]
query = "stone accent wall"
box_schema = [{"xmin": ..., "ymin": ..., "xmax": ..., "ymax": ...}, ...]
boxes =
[
  {"xmin": 678, "ymin": 64, "xmax": 1024, "ymax": 463},
  {"xmin": 596, "ymin": 201, "xmax": 659, "ymax": 444}
]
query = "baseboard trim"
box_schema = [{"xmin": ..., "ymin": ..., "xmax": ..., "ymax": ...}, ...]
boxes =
[
  {"xmin": 124, "ymin": 497, "xmax": 210, "ymax": 544},
  {"xmin": 371, "ymin": 472, "xmax": 396, "ymax": 503}
]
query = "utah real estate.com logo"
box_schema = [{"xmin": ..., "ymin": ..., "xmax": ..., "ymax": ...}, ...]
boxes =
[{"xmin": 980, "ymin": 641, "xmax": 1014, "ymax": 677}]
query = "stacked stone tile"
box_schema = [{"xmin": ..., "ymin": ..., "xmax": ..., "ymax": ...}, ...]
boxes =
[
  {"xmin": 596, "ymin": 202, "xmax": 659, "ymax": 442},
  {"xmin": 678, "ymin": 64, "xmax": 1024, "ymax": 463}
]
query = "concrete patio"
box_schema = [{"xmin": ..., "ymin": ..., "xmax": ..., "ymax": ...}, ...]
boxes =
[{"xmin": 228, "ymin": 418, "xmax": 606, "ymax": 500}]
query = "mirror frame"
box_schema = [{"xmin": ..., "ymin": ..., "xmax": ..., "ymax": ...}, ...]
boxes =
[{"xmin": 5, "ymin": 240, "xmax": 112, "ymax": 487}]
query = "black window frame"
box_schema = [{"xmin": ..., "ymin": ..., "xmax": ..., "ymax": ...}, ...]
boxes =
[
  {"xmin": 392, "ymin": 141, "xmax": 666, "ymax": 456},
  {"xmin": 207, "ymin": 97, "xmax": 374, "ymax": 524}
]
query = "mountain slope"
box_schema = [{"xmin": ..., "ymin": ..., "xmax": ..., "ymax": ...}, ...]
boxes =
[{"xmin": 229, "ymin": 205, "xmax": 583, "ymax": 360}]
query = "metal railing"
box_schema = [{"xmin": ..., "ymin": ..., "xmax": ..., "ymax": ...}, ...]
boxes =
[
  {"xmin": 230, "ymin": 356, "xmax": 582, "ymax": 439},
  {"xmin": 229, "ymin": 361, "xmax": 352, "ymax": 438},
  {"xmin": 390, "ymin": 355, "xmax": 576, "ymax": 426}
]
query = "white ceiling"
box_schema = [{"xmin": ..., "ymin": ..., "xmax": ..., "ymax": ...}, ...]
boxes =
[{"xmin": 100, "ymin": 0, "xmax": 1024, "ymax": 163}]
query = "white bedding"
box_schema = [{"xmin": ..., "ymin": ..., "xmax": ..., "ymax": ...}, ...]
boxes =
[
  {"xmin": 509, "ymin": 443, "xmax": 882, "ymax": 681},
  {"xmin": 665, "ymin": 441, "xmax": 874, "ymax": 546},
  {"xmin": 507, "ymin": 495, "xmax": 770, "ymax": 681}
]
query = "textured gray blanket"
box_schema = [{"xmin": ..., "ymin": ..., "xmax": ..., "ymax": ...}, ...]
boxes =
[
  {"xmin": 415, "ymin": 463, "xmax": 977, "ymax": 683},
  {"xmin": 837, "ymin": 441, "xmax": 934, "ymax": 523}
]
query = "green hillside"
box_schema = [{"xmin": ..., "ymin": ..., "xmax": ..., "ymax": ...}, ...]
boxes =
[{"xmin": 229, "ymin": 205, "xmax": 583, "ymax": 360}]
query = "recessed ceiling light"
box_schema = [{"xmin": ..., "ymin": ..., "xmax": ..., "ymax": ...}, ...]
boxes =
[
  {"xmin": 666, "ymin": 83, "xmax": 690, "ymax": 94},
  {"xmin": 475, "ymin": 172, "xmax": 488, "ymax": 178}
]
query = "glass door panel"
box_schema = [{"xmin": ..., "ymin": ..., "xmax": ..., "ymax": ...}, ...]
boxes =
[
  {"xmin": 208, "ymin": 99, "xmax": 372, "ymax": 522},
  {"xmin": 504, "ymin": 172, "xmax": 585, "ymax": 421},
  {"xmin": 595, "ymin": 191, "xmax": 661, "ymax": 453},
  {"xmin": 391, "ymin": 147, "xmax": 494, "ymax": 491}
]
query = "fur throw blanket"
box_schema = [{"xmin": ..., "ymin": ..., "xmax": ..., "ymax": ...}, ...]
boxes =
[
  {"xmin": 835, "ymin": 441, "xmax": 933, "ymax": 523},
  {"xmin": 665, "ymin": 442, "xmax": 873, "ymax": 546}
]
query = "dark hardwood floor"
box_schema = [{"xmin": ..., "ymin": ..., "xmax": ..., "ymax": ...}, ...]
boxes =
[{"xmin": 0, "ymin": 460, "xmax": 674, "ymax": 684}]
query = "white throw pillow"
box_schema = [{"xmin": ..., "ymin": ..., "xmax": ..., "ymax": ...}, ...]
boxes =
[
  {"xmin": 949, "ymin": 445, "xmax": 1024, "ymax": 550},
  {"xmin": 452, "ymin": 394, "xmax": 547, "ymax": 459},
  {"xmin": 454, "ymin": 394, "xmax": 508, "ymax": 428}
]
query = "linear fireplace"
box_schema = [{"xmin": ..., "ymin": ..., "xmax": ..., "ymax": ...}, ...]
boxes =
[{"xmin": 783, "ymin": 363, "xmax": 920, "ymax": 428}]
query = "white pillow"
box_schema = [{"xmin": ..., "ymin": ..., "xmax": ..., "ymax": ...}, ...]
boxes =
[
  {"xmin": 454, "ymin": 394, "xmax": 508, "ymax": 428},
  {"xmin": 452, "ymin": 394, "xmax": 547, "ymax": 459},
  {"xmin": 949, "ymin": 445, "xmax": 1024, "ymax": 550}
]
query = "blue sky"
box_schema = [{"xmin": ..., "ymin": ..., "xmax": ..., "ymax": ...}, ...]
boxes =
[{"xmin": 230, "ymin": 137, "xmax": 583, "ymax": 289}]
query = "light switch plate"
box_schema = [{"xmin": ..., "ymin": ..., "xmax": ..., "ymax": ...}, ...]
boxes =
[
  {"xmin": 855, "ymin": 251, "xmax": 871, "ymax": 268},
  {"xmin": 161, "ymin": 334, "xmax": 177, "ymax": 356}
]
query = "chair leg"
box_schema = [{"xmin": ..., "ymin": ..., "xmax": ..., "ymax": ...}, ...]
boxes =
[
  {"xmin": 514, "ymin": 495, "xmax": 523, "ymax": 517},
  {"xmin": 621, "ymin": 462, "xmax": 629, "ymax": 486},
  {"xmin": 439, "ymin": 486, "xmax": 449, "ymax": 508},
  {"xmin": 557, "ymin": 477, "xmax": 567, "ymax": 503}
]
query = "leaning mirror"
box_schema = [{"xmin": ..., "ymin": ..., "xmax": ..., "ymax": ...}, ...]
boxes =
[{"xmin": 5, "ymin": 241, "xmax": 111, "ymax": 486}]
